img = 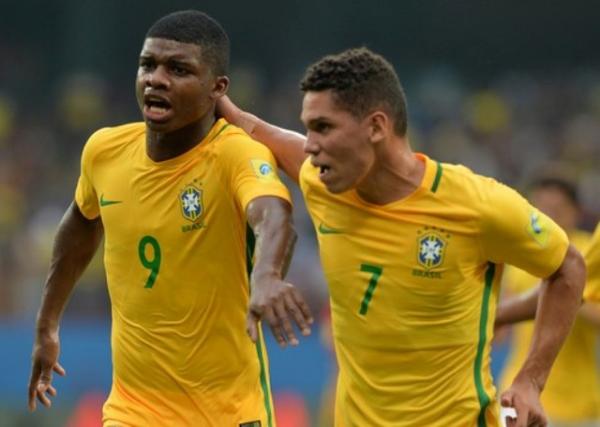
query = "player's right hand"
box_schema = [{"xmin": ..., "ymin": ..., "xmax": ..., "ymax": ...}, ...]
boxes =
[{"xmin": 28, "ymin": 330, "xmax": 66, "ymax": 411}]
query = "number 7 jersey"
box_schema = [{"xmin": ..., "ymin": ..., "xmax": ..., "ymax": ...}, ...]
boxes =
[
  {"xmin": 75, "ymin": 119, "xmax": 290, "ymax": 427},
  {"xmin": 299, "ymin": 153, "xmax": 568, "ymax": 427}
]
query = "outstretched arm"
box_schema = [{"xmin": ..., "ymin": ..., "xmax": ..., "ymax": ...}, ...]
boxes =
[
  {"xmin": 246, "ymin": 196, "xmax": 313, "ymax": 347},
  {"xmin": 500, "ymin": 244, "xmax": 585, "ymax": 427},
  {"xmin": 218, "ymin": 95, "xmax": 307, "ymax": 183},
  {"xmin": 28, "ymin": 202, "xmax": 103, "ymax": 411}
]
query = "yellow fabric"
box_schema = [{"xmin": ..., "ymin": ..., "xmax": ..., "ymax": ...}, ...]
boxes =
[
  {"xmin": 75, "ymin": 118, "xmax": 288, "ymax": 426},
  {"xmin": 500, "ymin": 230, "xmax": 600, "ymax": 422},
  {"xmin": 584, "ymin": 224, "xmax": 600, "ymax": 303},
  {"xmin": 299, "ymin": 153, "xmax": 569, "ymax": 427}
]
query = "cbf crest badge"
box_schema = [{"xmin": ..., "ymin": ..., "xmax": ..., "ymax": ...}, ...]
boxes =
[
  {"xmin": 180, "ymin": 185, "xmax": 203, "ymax": 222},
  {"xmin": 413, "ymin": 227, "xmax": 450, "ymax": 279},
  {"xmin": 417, "ymin": 231, "xmax": 447, "ymax": 269}
]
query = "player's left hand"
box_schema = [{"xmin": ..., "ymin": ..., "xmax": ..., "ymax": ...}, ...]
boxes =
[
  {"xmin": 247, "ymin": 276, "xmax": 313, "ymax": 347},
  {"xmin": 500, "ymin": 378, "xmax": 547, "ymax": 427}
]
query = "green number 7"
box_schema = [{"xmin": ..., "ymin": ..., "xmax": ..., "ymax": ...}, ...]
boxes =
[
  {"xmin": 138, "ymin": 235, "xmax": 161, "ymax": 288},
  {"xmin": 359, "ymin": 264, "xmax": 383, "ymax": 315}
]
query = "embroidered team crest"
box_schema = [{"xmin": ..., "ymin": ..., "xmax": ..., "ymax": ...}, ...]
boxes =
[
  {"xmin": 417, "ymin": 232, "xmax": 447, "ymax": 270},
  {"xmin": 180, "ymin": 185, "xmax": 203, "ymax": 222},
  {"xmin": 250, "ymin": 159, "xmax": 278, "ymax": 181}
]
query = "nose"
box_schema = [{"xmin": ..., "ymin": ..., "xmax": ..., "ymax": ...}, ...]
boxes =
[
  {"xmin": 144, "ymin": 65, "xmax": 169, "ymax": 90},
  {"xmin": 303, "ymin": 131, "xmax": 320, "ymax": 155}
]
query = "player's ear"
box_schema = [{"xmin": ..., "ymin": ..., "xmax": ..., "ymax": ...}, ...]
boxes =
[
  {"xmin": 211, "ymin": 76, "xmax": 229, "ymax": 99},
  {"xmin": 367, "ymin": 110, "xmax": 388, "ymax": 144}
]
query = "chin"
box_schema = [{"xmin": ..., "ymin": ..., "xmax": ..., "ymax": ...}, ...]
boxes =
[
  {"xmin": 324, "ymin": 181, "xmax": 352, "ymax": 194},
  {"xmin": 145, "ymin": 119, "xmax": 174, "ymax": 133}
]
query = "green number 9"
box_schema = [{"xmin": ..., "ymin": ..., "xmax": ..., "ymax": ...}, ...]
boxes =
[{"xmin": 138, "ymin": 235, "xmax": 161, "ymax": 288}]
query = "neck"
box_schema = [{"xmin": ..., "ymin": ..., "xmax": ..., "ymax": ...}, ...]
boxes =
[
  {"xmin": 146, "ymin": 114, "xmax": 217, "ymax": 162},
  {"xmin": 356, "ymin": 137, "xmax": 425, "ymax": 205}
]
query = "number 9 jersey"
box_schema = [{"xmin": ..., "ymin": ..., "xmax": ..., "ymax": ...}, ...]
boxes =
[{"xmin": 75, "ymin": 119, "xmax": 290, "ymax": 427}]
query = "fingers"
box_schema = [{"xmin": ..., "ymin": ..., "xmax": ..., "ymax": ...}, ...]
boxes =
[
  {"xmin": 249, "ymin": 299, "xmax": 298, "ymax": 348},
  {"xmin": 48, "ymin": 385, "xmax": 57, "ymax": 397},
  {"xmin": 290, "ymin": 288, "xmax": 314, "ymax": 334},
  {"xmin": 500, "ymin": 391, "xmax": 513, "ymax": 408},
  {"xmin": 36, "ymin": 382, "xmax": 53, "ymax": 408},
  {"xmin": 53, "ymin": 363, "xmax": 66, "ymax": 377},
  {"xmin": 247, "ymin": 282, "xmax": 314, "ymax": 347},
  {"xmin": 248, "ymin": 303, "xmax": 287, "ymax": 347},
  {"xmin": 512, "ymin": 402, "xmax": 529, "ymax": 427},
  {"xmin": 28, "ymin": 370, "xmax": 40, "ymax": 411},
  {"xmin": 28, "ymin": 361, "xmax": 63, "ymax": 411},
  {"xmin": 246, "ymin": 311, "xmax": 259, "ymax": 343},
  {"xmin": 274, "ymin": 298, "xmax": 299, "ymax": 346},
  {"xmin": 263, "ymin": 305, "xmax": 288, "ymax": 347}
]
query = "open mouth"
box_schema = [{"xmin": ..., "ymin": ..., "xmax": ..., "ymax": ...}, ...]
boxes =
[
  {"xmin": 315, "ymin": 164, "xmax": 331, "ymax": 180},
  {"xmin": 143, "ymin": 95, "xmax": 173, "ymax": 122}
]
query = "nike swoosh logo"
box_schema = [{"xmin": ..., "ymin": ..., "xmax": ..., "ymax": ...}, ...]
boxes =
[
  {"xmin": 100, "ymin": 194, "xmax": 122, "ymax": 207},
  {"xmin": 318, "ymin": 222, "xmax": 342, "ymax": 234}
]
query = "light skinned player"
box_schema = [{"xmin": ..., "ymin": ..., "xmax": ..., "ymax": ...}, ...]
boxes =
[
  {"xmin": 27, "ymin": 10, "xmax": 311, "ymax": 426},
  {"xmin": 218, "ymin": 47, "xmax": 585, "ymax": 427}
]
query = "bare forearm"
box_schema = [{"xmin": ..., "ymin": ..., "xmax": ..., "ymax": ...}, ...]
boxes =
[
  {"xmin": 36, "ymin": 202, "xmax": 103, "ymax": 330},
  {"xmin": 516, "ymin": 245, "xmax": 585, "ymax": 389},
  {"xmin": 248, "ymin": 197, "xmax": 296, "ymax": 282},
  {"xmin": 495, "ymin": 287, "xmax": 540, "ymax": 327}
]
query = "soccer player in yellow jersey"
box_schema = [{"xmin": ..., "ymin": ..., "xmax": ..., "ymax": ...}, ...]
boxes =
[
  {"xmin": 218, "ymin": 48, "xmax": 586, "ymax": 427},
  {"xmin": 584, "ymin": 226, "xmax": 600, "ymax": 304},
  {"xmin": 499, "ymin": 177, "xmax": 600, "ymax": 426},
  {"xmin": 27, "ymin": 10, "xmax": 312, "ymax": 427}
]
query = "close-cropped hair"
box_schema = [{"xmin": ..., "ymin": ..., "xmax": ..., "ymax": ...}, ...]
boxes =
[
  {"xmin": 146, "ymin": 10, "xmax": 230, "ymax": 75},
  {"xmin": 300, "ymin": 47, "xmax": 408, "ymax": 136}
]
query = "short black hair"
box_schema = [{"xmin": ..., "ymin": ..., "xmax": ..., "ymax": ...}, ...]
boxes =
[
  {"xmin": 146, "ymin": 10, "xmax": 229, "ymax": 75},
  {"xmin": 529, "ymin": 176, "xmax": 579, "ymax": 206},
  {"xmin": 300, "ymin": 47, "xmax": 408, "ymax": 136}
]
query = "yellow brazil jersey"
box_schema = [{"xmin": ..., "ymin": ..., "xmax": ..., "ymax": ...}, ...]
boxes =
[
  {"xmin": 299, "ymin": 153, "xmax": 569, "ymax": 427},
  {"xmin": 75, "ymin": 118, "xmax": 289, "ymax": 427},
  {"xmin": 584, "ymin": 224, "xmax": 600, "ymax": 303},
  {"xmin": 499, "ymin": 230, "xmax": 599, "ymax": 422}
]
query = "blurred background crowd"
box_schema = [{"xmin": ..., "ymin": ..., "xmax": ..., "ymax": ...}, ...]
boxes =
[{"xmin": 1, "ymin": 1, "xmax": 599, "ymax": 426}]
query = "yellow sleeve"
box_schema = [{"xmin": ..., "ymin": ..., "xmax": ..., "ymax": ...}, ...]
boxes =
[
  {"xmin": 74, "ymin": 129, "xmax": 105, "ymax": 220},
  {"xmin": 479, "ymin": 178, "xmax": 569, "ymax": 278},
  {"xmin": 218, "ymin": 129, "xmax": 291, "ymax": 212},
  {"xmin": 584, "ymin": 224, "xmax": 600, "ymax": 302}
]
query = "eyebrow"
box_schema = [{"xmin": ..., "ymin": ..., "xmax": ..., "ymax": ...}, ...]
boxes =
[
  {"xmin": 139, "ymin": 53, "xmax": 196, "ymax": 66},
  {"xmin": 303, "ymin": 116, "xmax": 329, "ymax": 126}
]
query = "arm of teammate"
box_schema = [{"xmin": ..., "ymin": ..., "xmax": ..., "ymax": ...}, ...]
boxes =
[
  {"xmin": 246, "ymin": 196, "xmax": 313, "ymax": 347},
  {"xmin": 500, "ymin": 244, "xmax": 585, "ymax": 427},
  {"xmin": 217, "ymin": 95, "xmax": 308, "ymax": 183},
  {"xmin": 578, "ymin": 302, "xmax": 600, "ymax": 328},
  {"xmin": 495, "ymin": 287, "xmax": 539, "ymax": 327},
  {"xmin": 28, "ymin": 202, "xmax": 103, "ymax": 411}
]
